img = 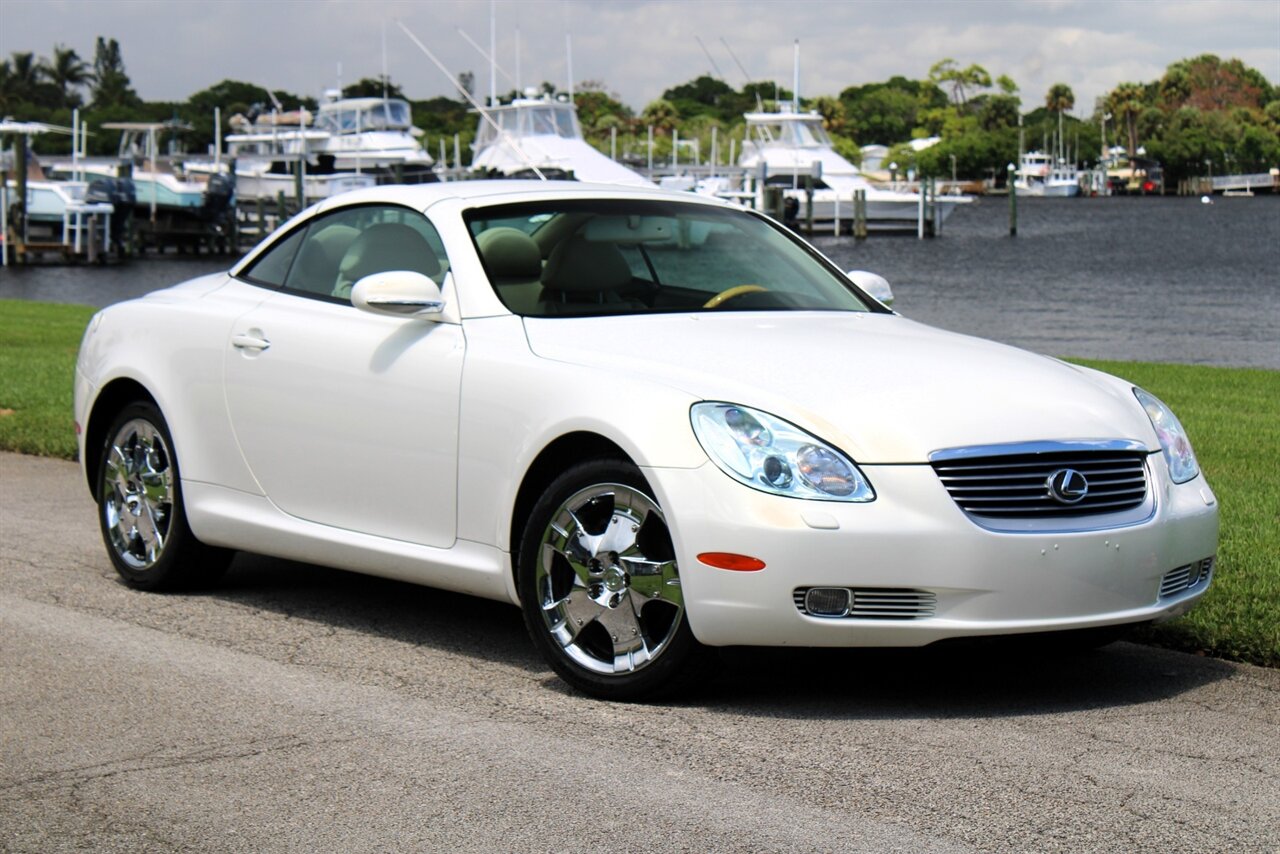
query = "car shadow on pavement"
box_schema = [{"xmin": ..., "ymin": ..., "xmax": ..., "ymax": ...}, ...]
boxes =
[
  {"xmin": 693, "ymin": 642, "xmax": 1237, "ymax": 719},
  {"xmin": 210, "ymin": 552, "xmax": 544, "ymax": 674},
  {"xmin": 208, "ymin": 553, "xmax": 1235, "ymax": 717}
]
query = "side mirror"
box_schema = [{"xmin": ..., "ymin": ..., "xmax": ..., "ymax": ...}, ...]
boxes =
[
  {"xmin": 351, "ymin": 270, "xmax": 445, "ymax": 319},
  {"xmin": 846, "ymin": 270, "xmax": 894, "ymax": 307}
]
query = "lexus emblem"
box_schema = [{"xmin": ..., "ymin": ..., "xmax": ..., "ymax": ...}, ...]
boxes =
[{"xmin": 1047, "ymin": 468, "xmax": 1089, "ymax": 504}]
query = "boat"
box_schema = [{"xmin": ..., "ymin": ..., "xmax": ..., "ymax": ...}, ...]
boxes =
[
  {"xmin": 45, "ymin": 121, "xmax": 235, "ymax": 251},
  {"xmin": 187, "ymin": 93, "xmax": 433, "ymax": 198},
  {"xmin": 184, "ymin": 107, "xmax": 377, "ymax": 203},
  {"xmin": 737, "ymin": 106, "xmax": 970, "ymax": 227},
  {"xmin": 308, "ymin": 91, "xmax": 436, "ymax": 181},
  {"xmin": 1, "ymin": 120, "xmax": 115, "ymax": 261},
  {"xmin": 1014, "ymin": 151, "xmax": 1081, "ymax": 197},
  {"xmin": 49, "ymin": 121, "xmax": 234, "ymax": 220},
  {"xmin": 470, "ymin": 93, "xmax": 653, "ymax": 187}
]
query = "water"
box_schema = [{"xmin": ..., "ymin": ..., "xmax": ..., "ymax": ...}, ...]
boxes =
[{"xmin": 2, "ymin": 195, "xmax": 1277, "ymax": 369}]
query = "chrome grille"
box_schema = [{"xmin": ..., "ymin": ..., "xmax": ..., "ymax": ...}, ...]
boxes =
[
  {"xmin": 1160, "ymin": 557, "xmax": 1214, "ymax": 598},
  {"xmin": 793, "ymin": 588, "xmax": 937, "ymax": 620},
  {"xmin": 931, "ymin": 445, "xmax": 1150, "ymax": 519}
]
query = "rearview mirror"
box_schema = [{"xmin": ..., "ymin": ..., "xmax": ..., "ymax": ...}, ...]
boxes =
[
  {"xmin": 846, "ymin": 270, "xmax": 894, "ymax": 307},
  {"xmin": 351, "ymin": 270, "xmax": 445, "ymax": 319}
]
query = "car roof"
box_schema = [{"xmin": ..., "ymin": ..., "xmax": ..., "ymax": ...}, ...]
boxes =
[{"xmin": 308, "ymin": 179, "xmax": 731, "ymax": 214}]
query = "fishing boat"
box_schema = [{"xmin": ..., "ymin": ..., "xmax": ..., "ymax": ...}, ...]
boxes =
[
  {"xmin": 1014, "ymin": 151, "xmax": 1081, "ymax": 197},
  {"xmin": 1, "ymin": 120, "xmax": 115, "ymax": 261},
  {"xmin": 470, "ymin": 93, "xmax": 653, "ymax": 187},
  {"xmin": 738, "ymin": 106, "xmax": 970, "ymax": 226},
  {"xmin": 49, "ymin": 121, "xmax": 234, "ymax": 221}
]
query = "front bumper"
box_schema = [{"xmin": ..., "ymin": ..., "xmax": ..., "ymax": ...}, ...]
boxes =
[{"xmin": 645, "ymin": 458, "xmax": 1219, "ymax": 648}]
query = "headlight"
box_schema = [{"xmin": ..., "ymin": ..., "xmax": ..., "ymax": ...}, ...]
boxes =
[
  {"xmin": 690, "ymin": 402, "xmax": 874, "ymax": 502},
  {"xmin": 1134, "ymin": 388, "xmax": 1199, "ymax": 484}
]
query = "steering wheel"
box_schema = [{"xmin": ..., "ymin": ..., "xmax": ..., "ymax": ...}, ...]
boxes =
[{"xmin": 703, "ymin": 284, "xmax": 768, "ymax": 309}]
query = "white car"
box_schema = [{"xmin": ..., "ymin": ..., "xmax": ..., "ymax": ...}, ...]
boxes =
[{"xmin": 74, "ymin": 181, "xmax": 1219, "ymax": 700}]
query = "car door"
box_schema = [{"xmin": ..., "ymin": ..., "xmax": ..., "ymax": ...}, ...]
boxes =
[{"xmin": 223, "ymin": 203, "xmax": 463, "ymax": 548}]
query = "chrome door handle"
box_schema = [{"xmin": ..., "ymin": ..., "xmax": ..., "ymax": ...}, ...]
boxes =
[{"xmin": 231, "ymin": 333, "xmax": 271, "ymax": 352}]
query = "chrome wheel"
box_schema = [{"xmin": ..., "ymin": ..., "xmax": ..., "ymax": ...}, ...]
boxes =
[
  {"xmin": 535, "ymin": 482, "xmax": 684, "ymax": 677},
  {"xmin": 102, "ymin": 417, "xmax": 175, "ymax": 570}
]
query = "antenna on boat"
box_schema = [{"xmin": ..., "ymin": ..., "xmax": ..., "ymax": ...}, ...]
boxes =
[
  {"xmin": 792, "ymin": 39, "xmax": 800, "ymax": 113},
  {"xmin": 395, "ymin": 19, "xmax": 546, "ymax": 180},
  {"xmin": 486, "ymin": 0, "xmax": 495, "ymax": 106},
  {"xmin": 516, "ymin": 26, "xmax": 522, "ymax": 93},
  {"xmin": 382, "ymin": 20, "xmax": 389, "ymax": 101},
  {"xmin": 566, "ymin": 34, "xmax": 574, "ymax": 103},
  {"xmin": 694, "ymin": 36, "xmax": 725, "ymax": 80},
  {"xmin": 720, "ymin": 37, "xmax": 763, "ymax": 112}
]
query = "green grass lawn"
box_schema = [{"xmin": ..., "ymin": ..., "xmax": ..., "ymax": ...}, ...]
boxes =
[
  {"xmin": 1, "ymin": 299, "xmax": 1276, "ymax": 666},
  {"xmin": 1073, "ymin": 358, "xmax": 1280, "ymax": 668},
  {"xmin": 0, "ymin": 300, "xmax": 96, "ymax": 459}
]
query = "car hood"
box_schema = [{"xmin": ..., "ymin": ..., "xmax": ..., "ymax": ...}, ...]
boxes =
[{"xmin": 522, "ymin": 312, "xmax": 1155, "ymax": 463}]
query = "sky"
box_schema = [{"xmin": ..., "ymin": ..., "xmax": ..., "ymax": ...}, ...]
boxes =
[{"xmin": 2, "ymin": 0, "xmax": 1278, "ymax": 117}]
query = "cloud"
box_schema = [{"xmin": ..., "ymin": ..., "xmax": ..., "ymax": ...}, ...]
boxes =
[{"xmin": 1, "ymin": 0, "xmax": 1275, "ymax": 117}]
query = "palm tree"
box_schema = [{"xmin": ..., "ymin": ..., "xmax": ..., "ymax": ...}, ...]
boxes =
[
  {"xmin": 1108, "ymin": 82, "xmax": 1145, "ymax": 158},
  {"xmin": 42, "ymin": 44, "xmax": 91, "ymax": 107},
  {"xmin": 640, "ymin": 99, "xmax": 679, "ymax": 134},
  {"xmin": 928, "ymin": 58, "xmax": 991, "ymax": 109},
  {"xmin": 4, "ymin": 51, "xmax": 44, "ymax": 103},
  {"xmin": 1045, "ymin": 83, "xmax": 1074, "ymax": 160}
]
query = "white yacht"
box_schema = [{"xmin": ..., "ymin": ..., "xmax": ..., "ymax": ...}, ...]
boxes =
[
  {"xmin": 1014, "ymin": 151, "xmax": 1081, "ymax": 197},
  {"xmin": 470, "ymin": 94, "xmax": 653, "ymax": 187},
  {"xmin": 310, "ymin": 92, "xmax": 435, "ymax": 180},
  {"xmin": 187, "ymin": 94, "xmax": 431, "ymax": 201},
  {"xmin": 738, "ymin": 107, "xmax": 970, "ymax": 226}
]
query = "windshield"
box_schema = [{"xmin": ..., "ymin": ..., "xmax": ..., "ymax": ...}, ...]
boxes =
[
  {"xmin": 317, "ymin": 100, "xmax": 412, "ymax": 134},
  {"xmin": 755, "ymin": 119, "xmax": 833, "ymax": 148},
  {"xmin": 465, "ymin": 199, "xmax": 878, "ymax": 318}
]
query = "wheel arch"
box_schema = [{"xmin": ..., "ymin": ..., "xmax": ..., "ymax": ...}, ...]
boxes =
[
  {"xmin": 508, "ymin": 431, "xmax": 634, "ymax": 591},
  {"xmin": 83, "ymin": 378, "xmax": 158, "ymax": 496}
]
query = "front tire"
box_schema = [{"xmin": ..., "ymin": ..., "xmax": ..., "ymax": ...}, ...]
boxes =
[
  {"xmin": 96, "ymin": 401, "xmax": 231, "ymax": 591},
  {"xmin": 517, "ymin": 460, "xmax": 704, "ymax": 701}
]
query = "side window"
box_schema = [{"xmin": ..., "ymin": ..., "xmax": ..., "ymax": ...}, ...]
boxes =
[
  {"xmin": 240, "ymin": 227, "xmax": 305, "ymax": 288},
  {"xmin": 280, "ymin": 205, "xmax": 449, "ymax": 301}
]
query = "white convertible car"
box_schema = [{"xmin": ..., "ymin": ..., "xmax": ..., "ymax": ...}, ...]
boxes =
[{"xmin": 74, "ymin": 181, "xmax": 1219, "ymax": 699}]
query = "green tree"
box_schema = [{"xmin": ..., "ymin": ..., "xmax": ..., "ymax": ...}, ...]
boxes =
[
  {"xmin": 3, "ymin": 51, "xmax": 43, "ymax": 103},
  {"xmin": 342, "ymin": 77, "xmax": 405, "ymax": 100},
  {"xmin": 1108, "ymin": 82, "xmax": 1146, "ymax": 157},
  {"xmin": 42, "ymin": 44, "xmax": 90, "ymax": 108},
  {"xmin": 89, "ymin": 37, "xmax": 139, "ymax": 108},
  {"xmin": 840, "ymin": 77, "xmax": 945, "ymax": 144},
  {"xmin": 641, "ymin": 98, "xmax": 679, "ymax": 133},
  {"xmin": 928, "ymin": 58, "xmax": 991, "ymax": 109}
]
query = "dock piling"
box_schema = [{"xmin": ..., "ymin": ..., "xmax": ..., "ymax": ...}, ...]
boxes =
[{"xmin": 1007, "ymin": 163, "xmax": 1018, "ymax": 236}]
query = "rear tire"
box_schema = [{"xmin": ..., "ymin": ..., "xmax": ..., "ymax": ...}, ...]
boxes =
[
  {"xmin": 517, "ymin": 459, "xmax": 705, "ymax": 701},
  {"xmin": 96, "ymin": 401, "xmax": 231, "ymax": 591}
]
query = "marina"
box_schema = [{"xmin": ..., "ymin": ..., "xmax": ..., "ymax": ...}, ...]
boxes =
[{"xmin": 3, "ymin": 194, "xmax": 1276, "ymax": 372}]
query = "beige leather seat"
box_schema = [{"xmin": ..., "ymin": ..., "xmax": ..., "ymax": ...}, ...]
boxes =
[
  {"xmin": 287, "ymin": 223, "xmax": 359, "ymax": 295},
  {"xmin": 476, "ymin": 227, "xmax": 543, "ymax": 314},
  {"xmin": 538, "ymin": 236, "xmax": 641, "ymax": 315},
  {"xmin": 333, "ymin": 223, "xmax": 440, "ymax": 299}
]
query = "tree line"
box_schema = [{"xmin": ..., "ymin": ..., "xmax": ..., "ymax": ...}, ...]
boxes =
[{"xmin": 2, "ymin": 39, "xmax": 1277, "ymax": 186}]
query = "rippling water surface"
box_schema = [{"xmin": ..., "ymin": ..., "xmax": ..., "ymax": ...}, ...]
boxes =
[{"xmin": 2, "ymin": 194, "xmax": 1277, "ymax": 369}]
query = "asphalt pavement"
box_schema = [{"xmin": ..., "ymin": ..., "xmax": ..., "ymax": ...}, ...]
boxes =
[{"xmin": 2, "ymin": 451, "xmax": 1277, "ymax": 852}]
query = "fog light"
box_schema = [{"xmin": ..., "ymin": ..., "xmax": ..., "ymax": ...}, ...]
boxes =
[{"xmin": 804, "ymin": 587, "xmax": 852, "ymax": 617}]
